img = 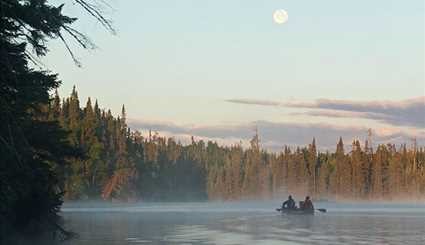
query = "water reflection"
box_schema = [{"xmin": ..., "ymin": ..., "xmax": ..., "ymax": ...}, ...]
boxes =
[{"xmin": 62, "ymin": 202, "xmax": 425, "ymax": 245}]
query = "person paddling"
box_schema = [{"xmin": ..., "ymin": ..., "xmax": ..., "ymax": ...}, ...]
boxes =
[
  {"xmin": 301, "ymin": 196, "xmax": 314, "ymax": 213},
  {"xmin": 282, "ymin": 195, "xmax": 296, "ymax": 210}
]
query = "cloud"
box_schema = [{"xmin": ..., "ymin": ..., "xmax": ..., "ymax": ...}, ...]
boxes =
[
  {"xmin": 226, "ymin": 97, "xmax": 425, "ymax": 128},
  {"xmin": 128, "ymin": 119, "xmax": 425, "ymax": 151},
  {"xmin": 289, "ymin": 97, "xmax": 425, "ymax": 128},
  {"xmin": 290, "ymin": 110, "xmax": 391, "ymax": 123},
  {"xmin": 225, "ymin": 99, "xmax": 281, "ymax": 107}
]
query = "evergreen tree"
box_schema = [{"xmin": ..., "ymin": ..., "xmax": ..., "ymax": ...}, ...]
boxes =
[
  {"xmin": 242, "ymin": 132, "xmax": 261, "ymax": 197},
  {"xmin": 307, "ymin": 138, "xmax": 317, "ymax": 196},
  {"xmin": 0, "ymin": 0, "xmax": 112, "ymax": 240},
  {"xmin": 335, "ymin": 137, "xmax": 350, "ymax": 199}
]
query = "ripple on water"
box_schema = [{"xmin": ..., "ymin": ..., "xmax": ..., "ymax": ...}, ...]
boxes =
[
  {"xmin": 62, "ymin": 202, "xmax": 425, "ymax": 245},
  {"xmin": 125, "ymin": 237, "xmax": 152, "ymax": 243}
]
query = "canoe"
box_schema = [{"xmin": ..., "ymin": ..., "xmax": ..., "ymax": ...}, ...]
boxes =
[{"xmin": 278, "ymin": 208, "xmax": 315, "ymax": 215}]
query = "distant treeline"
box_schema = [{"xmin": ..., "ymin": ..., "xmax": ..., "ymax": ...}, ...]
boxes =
[{"xmin": 45, "ymin": 87, "xmax": 425, "ymax": 201}]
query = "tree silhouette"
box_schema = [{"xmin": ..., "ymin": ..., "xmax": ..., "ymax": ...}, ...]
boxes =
[{"xmin": 0, "ymin": 0, "xmax": 113, "ymax": 241}]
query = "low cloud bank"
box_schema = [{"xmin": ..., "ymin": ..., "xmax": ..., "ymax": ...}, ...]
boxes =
[
  {"xmin": 128, "ymin": 119, "xmax": 424, "ymax": 151},
  {"xmin": 226, "ymin": 97, "xmax": 425, "ymax": 128}
]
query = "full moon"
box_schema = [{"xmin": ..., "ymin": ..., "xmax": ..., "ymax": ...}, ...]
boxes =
[{"xmin": 273, "ymin": 9, "xmax": 288, "ymax": 24}]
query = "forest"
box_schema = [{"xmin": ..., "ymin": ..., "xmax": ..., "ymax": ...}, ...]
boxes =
[{"xmin": 47, "ymin": 87, "xmax": 425, "ymax": 202}]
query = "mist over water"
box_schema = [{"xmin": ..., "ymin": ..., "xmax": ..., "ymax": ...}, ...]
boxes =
[{"xmin": 62, "ymin": 201, "xmax": 425, "ymax": 245}]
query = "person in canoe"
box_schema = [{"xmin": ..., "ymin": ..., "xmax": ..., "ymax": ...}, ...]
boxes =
[
  {"xmin": 281, "ymin": 195, "xmax": 296, "ymax": 210},
  {"xmin": 301, "ymin": 196, "xmax": 314, "ymax": 213}
]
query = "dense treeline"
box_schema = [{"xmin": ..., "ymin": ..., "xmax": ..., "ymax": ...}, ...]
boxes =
[
  {"xmin": 43, "ymin": 87, "xmax": 207, "ymax": 201},
  {"xmin": 48, "ymin": 88, "xmax": 425, "ymax": 202}
]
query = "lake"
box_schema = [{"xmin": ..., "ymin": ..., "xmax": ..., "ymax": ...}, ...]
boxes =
[{"xmin": 62, "ymin": 201, "xmax": 425, "ymax": 245}]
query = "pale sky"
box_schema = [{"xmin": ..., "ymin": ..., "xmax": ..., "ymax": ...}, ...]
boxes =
[{"xmin": 44, "ymin": 0, "xmax": 425, "ymax": 150}]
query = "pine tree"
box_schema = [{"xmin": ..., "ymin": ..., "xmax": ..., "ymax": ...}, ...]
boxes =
[
  {"xmin": 0, "ymin": 0, "xmax": 112, "ymax": 240},
  {"xmin": 371, "ymin": 145, "xmax": 386, "ymax": 199},
  {"xmin": 335, "ymin": 137, "xmax": 351, "ymax": 199},
  {"xmin": 351, "ymin": 140, "xmax": 363, "ymax": 199},
  {"xmin": 307, "ymin": 138, "xmax": 317, "ymax": 196},
  {"xmin": 49, "ymin": 90, "xmax": 62, "ymax": 121},
  {"xmin": 242, "ymin": 132, "xmax": 261, "ymax": 197}
]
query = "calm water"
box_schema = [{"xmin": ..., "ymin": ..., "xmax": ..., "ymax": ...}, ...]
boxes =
[{"xmin": 62, "ymin": 201, "xmax": 425, "ymax": 245}]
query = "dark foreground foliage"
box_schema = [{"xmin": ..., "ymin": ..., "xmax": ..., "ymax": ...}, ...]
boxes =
[{"xmin": 0, "ymin": 0, "xmax": 111, "ymax": 242}]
